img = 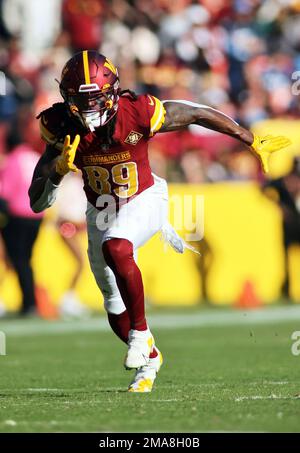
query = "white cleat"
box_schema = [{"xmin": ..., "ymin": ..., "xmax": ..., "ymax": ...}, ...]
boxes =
[
  {"xmin": 124, "ymin": 329, "xmax": 154, "ymax": 370},
  {"xmin": 128, "ymin": 349, "xmax": 163, "ymax": 393}
]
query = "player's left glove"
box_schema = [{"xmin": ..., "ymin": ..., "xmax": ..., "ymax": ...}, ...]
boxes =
[{"xmin": 250, "ymin": 134, "xmax": 292, "ymax": 174}]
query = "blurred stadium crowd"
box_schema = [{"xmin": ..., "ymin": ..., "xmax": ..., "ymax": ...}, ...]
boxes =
[
  {"xmin": 0, "ymin": 0, "xmax": 300, "ymax": 315},
  {"xmin": 0, "ymin": 0, "xmax": 299, "ymax": 181}
]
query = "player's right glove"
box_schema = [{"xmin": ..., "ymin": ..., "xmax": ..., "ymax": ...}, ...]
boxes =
[
  {"xmin": 55, "ymin": 134, "xmax": 80, "ymax": 176},
  {"xmin": 250, "ymin": 134, "xmax": 291, "ymax": 174}
]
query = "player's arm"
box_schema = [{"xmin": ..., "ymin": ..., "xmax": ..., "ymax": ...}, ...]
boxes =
[
  {"xmin": 28, "ymin": 145, "xmax": 63, "ymax": 213},
  {"xmin": 29, "ymin": 135, "xmax": 80, "ymax": 213},
  {"xmin": 160, "ymin": 100, "xmax": 291, "ymax": 173}
]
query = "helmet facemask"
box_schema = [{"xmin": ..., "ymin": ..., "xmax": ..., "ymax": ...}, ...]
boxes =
[{"xmin": 61, "ymin": 82, "xmax": 120, "ymax": 132}]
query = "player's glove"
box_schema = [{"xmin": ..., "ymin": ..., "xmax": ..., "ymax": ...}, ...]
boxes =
[
  {"xmin": 55, "ymin": 134, "xmax": 80, "ymax": 176},
  {"xmin": 250, "ymin": 134, "xmax": 291, "ymax": 174}
]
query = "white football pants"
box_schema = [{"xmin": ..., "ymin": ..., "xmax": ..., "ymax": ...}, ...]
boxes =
[{"xmin": 86, "ymin": 174, "xmax": 168, "ymax": 315}]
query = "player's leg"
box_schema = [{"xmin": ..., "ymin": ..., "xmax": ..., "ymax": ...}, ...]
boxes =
[
  {"xmin": 87, "ymin": 220, "xmax": 126, "ymax": 319},
  {"xmin": 107, "ymin": 307, "xmax": 159, "ymax": 359},
  {"xmin": 102, "ymin": 237, "xmax": 163, "ymax": 391},
  {"xmin": 101, "ymin": 175, "xmax": 168, "ymax": 377},
  {"xmin": 107, "ymin": 310, "xmax": 130, "ymax": 343},
  {"xmin": 87, "ymin": 219, "xmax": 158, "ymax": 355},
  {"xmin": 102, "ymin": 237, "xmax": 158, "ymax": 370},
  {"xmin": 87, "ymin": 175, "xmax": 168, "ymax": 391},
  {"xmin": 102, "ymin": 238, "xmax": 146, "ymax": 331}
]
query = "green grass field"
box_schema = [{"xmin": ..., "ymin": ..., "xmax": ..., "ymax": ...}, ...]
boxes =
[{"xmin": 1, "ymin": 306, "xmax": 300, "ymax": 433}]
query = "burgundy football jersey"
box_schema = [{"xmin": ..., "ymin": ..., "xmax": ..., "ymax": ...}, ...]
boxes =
[{"xmin": 38, "ymin": 93, "xmax": 166, "ymax": 208}]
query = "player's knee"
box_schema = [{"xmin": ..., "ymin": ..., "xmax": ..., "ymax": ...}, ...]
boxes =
[{"xmin": 102, "ymin": 238, "xmax": 134, "ymax": 275}]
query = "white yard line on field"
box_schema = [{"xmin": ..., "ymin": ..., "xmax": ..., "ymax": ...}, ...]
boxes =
[
  {"xmin": 1, "ymin": 305, "xmax": 300, "ymax": 337},
  {"xmin": 0, "ymin": 381, "xmax": 293, "ymax": 394},
  {"xmin": 26, "ymin": 388, "xmax": 62, "ymax": 392},
  {"xmin": 235, "ymin": 394, "xmax": 300, "ymax": 402},
  {"xmin": 1, "ymin": 420, "xmax": 262, "ymax": 433}
]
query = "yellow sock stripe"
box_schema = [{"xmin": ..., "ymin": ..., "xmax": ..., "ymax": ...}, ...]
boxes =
[
  {"xmin": 150, "ymin": 97, "xmax": 166, "ymax": 136},
  {"xmin": 82, "ymin": 50, "xmax": 91, "ymax": 84}
]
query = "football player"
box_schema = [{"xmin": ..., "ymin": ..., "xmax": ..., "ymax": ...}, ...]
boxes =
[{"xmin": 29, "ymin": 51, "xmax": 291, "ymax": 392}]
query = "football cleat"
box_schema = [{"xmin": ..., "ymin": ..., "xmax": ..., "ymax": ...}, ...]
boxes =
[
  {"xmin": 128, "ymin": 350, "xmax": 163, "ymax": 393},
  {"xmin": 124, "ymin": 329, "xmax": 154, "ymax": 370}
]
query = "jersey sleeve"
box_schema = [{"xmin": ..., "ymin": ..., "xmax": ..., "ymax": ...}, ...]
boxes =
[
  {"xmin": 38, "ymin": 105, "xmax": 65, "ymax": 151},
  {"xmin": 137, "ymin": 94, "xmax": 166, "ymax": 137}
]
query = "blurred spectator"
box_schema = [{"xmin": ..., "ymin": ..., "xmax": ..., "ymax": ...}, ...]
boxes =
[
  {"xmin": 263, "ymin": 159, "xmax": 300, "ymax": 298},
  {"xmin": 62, "ymin": 0, "xmax": 104, "ymax": 53},
  {"xmin": 0, "ymin": 0, "xmax": 300, "ymax": 183},
  {"xmin": 1, "ymin": 0, "xmax": 62, "ymax": 57},
  {"xmin": 180, "ymin": 150, "xmax": 207, "ymax": 184},
  {"xmin": 0, "ymin": 129, "xmax": 43, "ymax": 315},
  {"xmin": 55, "ymin": 173, "xmax": 89, "ymax": 318}
]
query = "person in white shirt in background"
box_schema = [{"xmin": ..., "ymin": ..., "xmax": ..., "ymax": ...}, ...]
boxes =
[{"xmin": 1, "ymin": 0, "xmax": 62, "ymax": 59}]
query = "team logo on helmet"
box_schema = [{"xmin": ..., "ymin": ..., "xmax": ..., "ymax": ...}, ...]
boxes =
[{"xmin": 104, "ymin": 59, "xmax": 118, "ymax": 75}]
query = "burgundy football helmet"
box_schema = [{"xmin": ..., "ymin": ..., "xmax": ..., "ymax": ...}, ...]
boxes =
[{"xmin": 59, "ymin": 51, "xmax": 120, "ymax": 131}]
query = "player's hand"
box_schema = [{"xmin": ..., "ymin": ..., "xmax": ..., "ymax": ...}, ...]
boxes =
[
  {"xmin": 55, "ymin": 134, "xmax": 80, "ymax": 176},
  {"xmin": 250, "ymin": 134, "xmax": 291, "ymax": 174}
]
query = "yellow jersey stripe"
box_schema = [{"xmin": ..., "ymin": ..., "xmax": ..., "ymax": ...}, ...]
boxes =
[
  {"xmin": 82, "ymin": 50, "xmax": 91, "ymax": 84},
  {"xmin": 150, "ymin": 97, "xmax": 166, "ymax": 136},
  {"xmin": 39, "ymin": 119, "xmax": 63, "ymax": 150},
  {"xmin": 40, "ymin": 120, "xmax": 55, "ymax": 143}
]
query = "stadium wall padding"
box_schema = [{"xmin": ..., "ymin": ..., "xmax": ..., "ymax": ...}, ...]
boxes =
[{"xmin": 1, "ymin": 181, "xmax": 298, "ymax": 311}]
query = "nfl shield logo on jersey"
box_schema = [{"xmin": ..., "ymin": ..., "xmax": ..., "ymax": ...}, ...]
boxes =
[{"xmin": 125, "ymin": 131, "xmax": 143, "ymax": 145}]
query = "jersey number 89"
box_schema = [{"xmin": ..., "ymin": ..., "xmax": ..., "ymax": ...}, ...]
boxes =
[{"xmin": 83, "ymin": 162, "xmax": 138, "ymax": 199}]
